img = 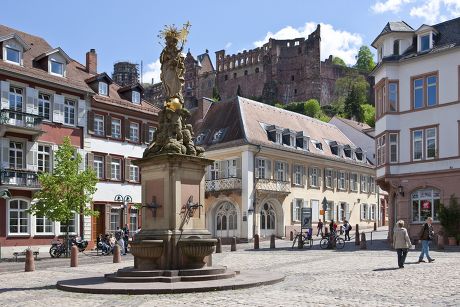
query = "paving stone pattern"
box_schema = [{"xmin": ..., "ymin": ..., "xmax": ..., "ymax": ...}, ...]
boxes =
[{"xmin": 0, "ymin": 231, "xmax": 459, "ymax": 306}]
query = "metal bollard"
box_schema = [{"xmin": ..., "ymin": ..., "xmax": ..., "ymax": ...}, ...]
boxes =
[
  {"xmin": 216, "ymin": 238, "xmax": 222, "ymax": 253},
  {"xmin": 270, "ymin": 234, "xmax": 276, "ymax": 249},
  {"xmin": 113, "ymin": 244, "xmax": 121, "ymax": 263},
  {"xmin": 254, "ymin": 234, "xmax": 260, "ymax": 250},
  {"xmin": 374, "ymin": 222, "xmax": 377, "ymax": 231},
  {"xmin": 360, "ymin": 232, "xmax": 367, "ymax": 250},
  {"xmin": 290, "ymin": 231, "xmax": 294, "ymax": 241},
  {"xmin": 230, "ymin": 237, "xmax": 237, "ymax": 252},
  {"xmin": 70, "ymin": 245, "xmax": 78, "ymax": 267},
  {"xmin": 25, "ymin": 249, "xmax": 35, "ymax": 272},
  {"xmin": 355, "ymin": 224, "xmax": 360, "ymax": 246}
]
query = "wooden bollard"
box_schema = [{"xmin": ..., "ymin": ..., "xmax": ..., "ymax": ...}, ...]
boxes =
[
  {"xmin": 360, "ymin": 232, "xmax": 367, "ymax": 250},
  {"xmin": 254, "ymin": 234, "xmax": 260, "ymax": 250},
  {"xmin": 230, "ymin": 237, "xmax": 237, "ymax": 252},
  {"xmin": 355, "ymin": 224, "xmax": 360, "ymax": 245},
  {"xmin": 25, "ymin": 249, "xmax": 35, "ymax": 272},
  {"xmin": 374, "ymin": 222, "xmax": 377, "ymax": 231},
  {"xmin": 290, "ymin": 231, "xmax": 293, "ymax": 241},
  {"xmin": 270, "ymin": 234, "xmax": 276, "ymax": 249},
  {"xmin": 70, "ymin": 245, "xmax": 78, "ymax": 267},
  {"xmin": 216, "ymin": 238, "xmax": 222, "ymax": 253},
  {"xmin": 113, "ymin": 244, "xmax": 121, "ymax": 263}
]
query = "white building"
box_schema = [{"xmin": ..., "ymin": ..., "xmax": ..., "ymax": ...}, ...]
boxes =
[{"xmin": 371, "ymin": 17, "xmax": 460, "ymax": 239}]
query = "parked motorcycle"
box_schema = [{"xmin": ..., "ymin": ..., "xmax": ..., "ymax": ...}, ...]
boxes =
[{"xmin": 49, "ymin": 236, "xmax": 88, "ymax": 258}]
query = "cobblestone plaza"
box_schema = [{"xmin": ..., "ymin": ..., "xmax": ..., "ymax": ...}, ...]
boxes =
[{"xmin": 1, "ymin": 233, "xmax": 459, "ymax": 307}]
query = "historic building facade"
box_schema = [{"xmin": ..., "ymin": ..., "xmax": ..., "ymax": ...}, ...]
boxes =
[
  {"xmin": 0, "ymin": 25, "xmax": 158, "ymax": 257},
  {"xmin": 194, "ymin": 97, "xmax": 378, "ymax": 242},
  {"xmin": 145, "ymin": 25, "xmax": 371, "ymax": 108},
  {"xmin": 371, "ymin": 17, "xmax": 460, "ymax": 239}
]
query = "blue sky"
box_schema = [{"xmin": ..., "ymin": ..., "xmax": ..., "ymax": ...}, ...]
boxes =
[{"xmin": 1, "ymin": 0, "xmax": 459, "ymax": 83}]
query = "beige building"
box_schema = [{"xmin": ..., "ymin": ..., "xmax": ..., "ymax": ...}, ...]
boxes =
[{"xmin": 193, "ymin": 97, "xmax": 378, "ymax": 242}]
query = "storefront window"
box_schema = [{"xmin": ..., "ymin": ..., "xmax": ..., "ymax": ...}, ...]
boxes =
[{"xmin": 411, "ymin": 189, "xmax": 440, "ymax": 222}]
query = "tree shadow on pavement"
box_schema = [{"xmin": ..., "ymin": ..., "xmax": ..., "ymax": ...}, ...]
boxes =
[{"xmin": 0, "ymin": 285, "xmax": 55, "ymax": 293}]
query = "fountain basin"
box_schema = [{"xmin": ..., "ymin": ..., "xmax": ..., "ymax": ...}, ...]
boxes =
[
  {"xmin": 178, "ymin": 238, "xmax": 217, "ymax": 269},
  {"xmin": 130, "ymin": 240, "xmax": 164, "ymax": 260}
]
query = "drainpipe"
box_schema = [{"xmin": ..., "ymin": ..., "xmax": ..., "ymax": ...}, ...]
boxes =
[{"xmin": 252, "ymin": 145, "xmax": 262, "ymax": 237}]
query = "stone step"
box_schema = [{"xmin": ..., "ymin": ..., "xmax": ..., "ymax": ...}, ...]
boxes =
[
  {"xmin": 104, "ymin": 270, "xmax": 237, "ymax": 283},
  {"xmin": 180, "ymin": 271, "xmax": 236, "ymax": 282}
]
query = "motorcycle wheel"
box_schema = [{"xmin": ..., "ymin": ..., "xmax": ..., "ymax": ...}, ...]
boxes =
[{"xmin": 49, "ymin": 246, "xmax": 58, "ymax": 258}]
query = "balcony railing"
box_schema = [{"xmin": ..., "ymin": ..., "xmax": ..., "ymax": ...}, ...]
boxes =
[
  {"xmin": 1, "ymin": 169, "xmax": 40, "ymax": 189},
  {"xmin": 0, "ymin": 109, "xmax": 44, "ymax": 130},
  {"xmin": 255, "ymin": 178, "xmax": 291, "ymax": 193},
  {"xmin": 205, "ymin": 177, "xmax": 242, "ymax": 192}
]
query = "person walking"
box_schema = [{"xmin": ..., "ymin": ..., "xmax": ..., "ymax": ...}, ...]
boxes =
[
  {"xmin": 393, "ymin": 220, "xmax": 412, "ymax": 268},
  {"xmin": 123, "ymin": 224, "xmax": 130, "ymax": 254},
  {"xmin": 317, "ymin": 219, "xmax": 323, "ymax": 237},
  {"xmin": 343, "ymin": 220, "xmax": 352, "ymax": 241},
  {"xmin": 419, "ymin": 217, "xmax": 435, "ymax": 263}
]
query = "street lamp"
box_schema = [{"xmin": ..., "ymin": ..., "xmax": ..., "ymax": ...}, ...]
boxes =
[
  {"xmin": 0, "ymin": 189, "xmax": 12, "ymax": 200},
  {"xmin": 114, "ymin": 194, "xmax": 132, "ymax": 227}
]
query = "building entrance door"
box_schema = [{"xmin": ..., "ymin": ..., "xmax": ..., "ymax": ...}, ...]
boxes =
[
  {"xmin": 260, "ymin": 203, "xmax": 276, "ymax": 237},
  {"xmin": 215, "ymin": 202, "xmax": 238, "ymax": 238}
]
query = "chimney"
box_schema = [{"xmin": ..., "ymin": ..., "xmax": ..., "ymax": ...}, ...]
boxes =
[{"xmin": 86, "ymin": 49, "xmax": 97, "ymax": 74}]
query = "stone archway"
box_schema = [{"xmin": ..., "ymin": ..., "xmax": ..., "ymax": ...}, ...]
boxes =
[
  {"xmin": 207, "ymin": 198, "xmax": 240, "ymax": 239},
  {"xmin": 255, "ymin": 198, "xmax": 284, "ymax": 238}
]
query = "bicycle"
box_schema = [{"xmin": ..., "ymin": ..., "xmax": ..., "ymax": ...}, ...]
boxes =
[
  {"xmin": 319, "ymin": 232, "xmax": 345, "ymax": 249},
  {"xmin": 292, "ymin": 230, "xmax": 313, "ymax": 249}
]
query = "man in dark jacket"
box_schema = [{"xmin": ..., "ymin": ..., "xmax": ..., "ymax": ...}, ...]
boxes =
[{"xmin": 419, "ymin": 217, "xmax": 435, "ymax": 263}]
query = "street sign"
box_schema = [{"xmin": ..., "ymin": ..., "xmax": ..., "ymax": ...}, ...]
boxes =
[
  {"xmin": 322, "ymin": 197, "xmax": 328, "ymax": 211},
  {"xmin": 301, "ymin": 207, "xmax": 312, "ymax": 229}
]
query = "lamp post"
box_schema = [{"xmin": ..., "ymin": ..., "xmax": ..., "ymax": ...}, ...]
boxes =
[{"xmin": 114, "ymin": 194, "xmax": 132, "ymax": 228}]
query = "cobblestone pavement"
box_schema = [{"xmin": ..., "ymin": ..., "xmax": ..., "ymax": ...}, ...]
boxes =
[{"xmin": 1, "ymin": 231, "xmax": 459, "ymax": 307}]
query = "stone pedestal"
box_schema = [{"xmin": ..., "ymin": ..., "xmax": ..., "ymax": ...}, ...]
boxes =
[{"xmin": 132, "ymin": 154, "xmax": 216, "ymax": 270}]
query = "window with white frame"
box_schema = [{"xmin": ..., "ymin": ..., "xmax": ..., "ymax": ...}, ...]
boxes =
[
  {"xmin": 388, "ymin": 82, "xmax": 398, "ymax": 112},
  {"xmin": 64, "ymin": 99, "xmax": 75, "ymax": 125},
  {"xmin": 129, "ymin": 163, "xmax": 139, "ymax": 182},
  {"xmin": 338, "ymin": 171, "xmax": 346, "ymax": 190},
  {"xmin": 37, "ymin": 144, "xmax": 51, "ymax": 173},
  {"xmin": 210, "ymin": 161, "xmax": 219, "ymax": 180},
  {"xmin": 426, "ymin": 127, "xmax": 437, "ymax": 159},
  {"xmin": 132, "ymin": 91, "xmax": 141, "ymax": 103},
  {"xmin": 256, "ymin": 158, "xmax": 267, "ymax": 179},
  {"xmin": 111, "ymin": 118, "xmax": 121, "ymax": 139},
  {"xmin": 293, "ymin": 165, "xmax": 302, "ymax": 186},
  {"xmin": 370, "ymin": 177, "xmax": 375, "ymax": 194},
  {"xmin": 93, "ymin": 155, "xmax": 104, "ymax": 179},
  {"xmin": 377, "ymin": 135, "xmax": 386, "ymax": 166},
  {"xmin": 5, "ymin": 46, "xmax": 20, "ymax": 64},
  {"xmin": 227, "ymin": 159, "xmax": 237, "ymax": 178},
  {"xmin": 325, "ymin": 201, "xmax": 334, "ymax": 221},
  {"xmin": 420, "ymin": 34, "xmax": 430, "ymax": 52},
  {"xmin": 292, "ymin": 199, "xmax": 302, "ymax": 222},
  {"xmin": 36, "ymin": 214, "xmax": 53, "ymax": 233},
  {"xmin": 110, "ymin": 208, "xmax": 120, "ymax": 233},
  {"xmin": 111, "ymin": 158, "xmax": 121, "ymax": 180},
  {"xmin": 9, "ymin": 141, "xmax": 23, "ymax": 169},
  {"xmin": 360, "ymin": 203, "xmax": 369, "ymax": 221},
  {"xmin": 38, "ymin": 93, "xmax": 51, "ymax": 120},
  {"xmin": 413, "ymin": 130, "xmax": 424, "ymax": 161},
  {"xmin": 325, "ymin": 169, "xmax": 333, "ymax": 188},
  {"xmin": 129, "ymin": 122, "xmax": 139, "ymax": 142},
  {"xmin": 361, "ymin": 175, "xmax": 368, "ymax": 193},
  {"xmin": 275, "ymin": 132, "xmax": 282, "ymax": 144},
  {"xmin": 9, "ymin": 86, "xmax": 23, "ymax": 115},
  {"xmin": 412, "ymin": 188, "xmax": 440, "ymax": 222},
  {"xmin": 129, "ymin": 208, "xmax": 138, "ymax": 234},
  {"xmin": 413, "ymin": 78, "xmax": 424, "ymax": 109},
  {"xmin": 275, "ymin": 161, "xmax": 287, "ymax": 181},
  {"xmin": 98, "ymin": 82, "xmax": 108, "ymax": 96},
  {"xmin": 50, "ymin": 60, "xmax": 64, "ymax": 76},
  {"xmin": 148, "ymin": 127, "xmax": 156, "ymax": 142},
  {"xmin": 350, "ymin": 173, "xmax": 358, "ymax": 191},
  {"xmin": 370, "ymin": 204, "xmax": 376, "ymax": 220},
  {"xmin": 8, "ymin": 199, "xmax": 29, "ymax": 234},
  {"xmin": 311, "ymin": 167, "xmax": 319, "ymax": 187},
  {"xmin": 94, "ymin": 114, "xmax": 104, "ymax": 136},
  {"xmin": 427, "ymin": 76, "xmax": 437, "ymax": 107},
  {"xmin": 389, "ymin": 133, "xmax": 398, "ymax": 163},
  {"xmin": 60, "ymin": 214, "xmax": 77, "ymax": 233}
]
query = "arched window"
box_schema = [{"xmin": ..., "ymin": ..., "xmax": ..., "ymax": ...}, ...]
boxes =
[
  {"xmin": 216, "ymin": 202, "xmax": 237, "ymax": 233},
  {"xmin": 8, "ymin": 199, "xmax": 29, "ymax": 234},
  {"xmin": 411, "ymin": 188, "xmax": 440, "ymax": 222},
  {"xmin": 260, "ymin": 203, "xmax": 276, "ymax": 230}
]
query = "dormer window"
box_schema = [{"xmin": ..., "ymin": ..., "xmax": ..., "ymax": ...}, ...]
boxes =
[
  {"xmin": 50, "ymin": 59, "xmax": 64, "ymax": 76},
  {"xmin": 5, "ymin": 46, "xmax": 20, "ymax": 64},
  {"xmin": 98, "ymin": 82, "xmax": 108, "ymax": 96},
  {"xmin": 212, "ymin": 128, "xmax": 227, "ymax": 143},
  {"xmin": 311, "ymin": 140, "xmax": 322, "ymax": 151},
  {"xmin": 420, "ymin": 34, "xmax": 430, "ymax": 52},
  {"xmin": 275, "ymin": 132, "xmax": 282, "ymax": 144},
  {"xmin": 132, "ymin": 91, "xmax": 141, "ymax": 103},
  {"xmin": 266, "ymin": 125, "xmax": 283, "ymax": 145},
  {"xmin": 282, "ymin": 129, "xmax": 296, "ymax": 147},
  {"xmin": 344, "ymin": 146, "xmax": 353, "ymax": 159},
  {"xmin": 393, "ymin": 40, "xmax": 400, "ymax": 55}
]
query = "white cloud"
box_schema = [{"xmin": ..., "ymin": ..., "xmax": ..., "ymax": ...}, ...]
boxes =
[
  {"xmin": 253, "ymin": 22, "xmax": 363, "ymax": 65},
  {"xmin": 224, "ymin": 42, "xmax": 232, "ymax": 49},
  {"xmin": 371, "ymin": 0, "xmax": 414, "ymax": 13},
  {"xmin": 142, "ymin": 59, "xmax": 161, "ymax": 84}
]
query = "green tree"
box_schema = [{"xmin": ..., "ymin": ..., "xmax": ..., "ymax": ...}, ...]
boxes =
[
  {"xmin": 212, "ymin": 86, "xmax": 221, "ymax": 102},
  {"xmin": 304, "ymin": 99, "xmax": 321, "ymax": 118},
  {"xmin": 439, "ymin": 195, "xmax": 460, "ymax": 237},
  {"xmin": 28, "ymin": 137, "xmax": 98, "ymax": 256},
  {"xmin": 284, "ymin": 101, "xmax": 306, "ymax": 114},
  {"xmin": 361, "ymin": 104, "xmax": 375, "ymax": 127},
  {"xmin": 344, "ymin": 84, "xmax": 364, "ymax": 122},
  {"xmin": 332, "ymin": 56, "xmax": 346, "ymax": 67},
  {"xmin": 354, "ymin": 46, "xmax": 376, "ymax": 73}
]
